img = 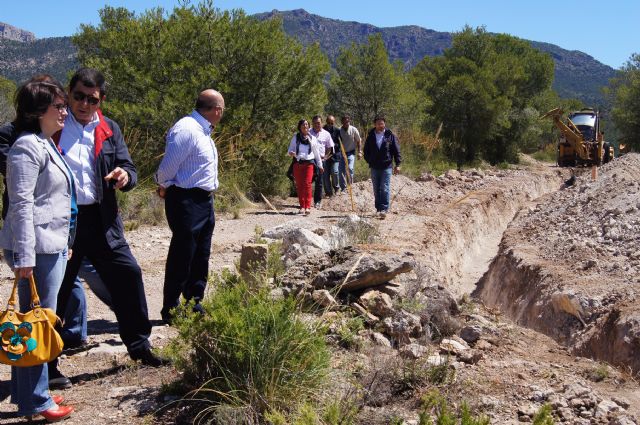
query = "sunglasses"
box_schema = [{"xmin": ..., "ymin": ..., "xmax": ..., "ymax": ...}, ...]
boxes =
[
  {"xmin": 52, "ymin": 103, "xmax": 68, "ymax": 112},
  {"xmin": 72, "ymin": 91, "xmax": 101, "ymax": 105}
]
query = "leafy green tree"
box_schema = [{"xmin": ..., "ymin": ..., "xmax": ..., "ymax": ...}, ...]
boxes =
[
  {"xmin": 73, "ymin": 1, "xmax": 329, "ymax": 195},
  {"xmin": 0, "ymin": 76, "xmax": 16, "ymax": 124},
  {"xmin": 413, "ymin": 26, "xmax": 554, "ymax": 165},
  {"xmin": 327, "ymin": 33, "xmax": 405, "ymax": 130},
  {"xmin": 608, "ymin": 53, "xmax": 640, "ymax": 151}
]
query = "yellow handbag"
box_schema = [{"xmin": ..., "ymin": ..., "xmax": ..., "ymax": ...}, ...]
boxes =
[{"xmin": 0, "ymin": 274, "xmax": 64, "ymax": 367}]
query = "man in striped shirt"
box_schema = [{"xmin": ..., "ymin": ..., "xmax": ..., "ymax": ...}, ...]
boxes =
[{"xmin": 156, "ymin": 89, "xmax": 224, "ymax": 323}]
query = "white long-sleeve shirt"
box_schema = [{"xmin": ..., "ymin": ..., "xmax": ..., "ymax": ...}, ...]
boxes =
[
  {"xmin": 156, "ymin": 110, "xmax": 219, "ymax": 192},
  {"xmin": 287, "ymin": 134, "xmax": 322, "ymax": 168}
]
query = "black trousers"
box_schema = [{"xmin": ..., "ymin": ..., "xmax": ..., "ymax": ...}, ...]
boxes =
[
  {"xmin": 161, "ymin": 186, "xmax": 215, "ymax": 320},
  {"xmin": 313, "ymin": 167, "xmax": 324, "ymax": 204},
  {"xmin": 56, "ymin": 204, "xmax": 151, "ymax": 354}
]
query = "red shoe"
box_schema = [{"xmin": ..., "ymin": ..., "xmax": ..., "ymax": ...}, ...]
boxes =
[
  {"xmin": 35, "ymin": 404, "xmax": 74, "ymax": 422},
  {"xmin": 51, "ymin": 395, "xmax": 64, "ymax": 405}
]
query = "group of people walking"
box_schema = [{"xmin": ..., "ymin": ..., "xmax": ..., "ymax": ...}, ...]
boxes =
[
  {"xmin": 0, "ymin": 69, "xmax": 222, "ymax": 422},
  {"xmin": 0, "ymin": 65, "xmax": 402, "ymax": 421},
  {"xmin": 288, "ymin": 114, "xmax": 402, "ymax": 217}
]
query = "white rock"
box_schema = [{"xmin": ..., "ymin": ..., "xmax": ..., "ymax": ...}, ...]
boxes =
[
  {"xmin": 312, "ymin": 289, "xmax": 337, "ymax": 307},
  {"xmin": 371, "ymin": 332, "xmax": 392, "ymax": 347},
  {"xmin": 399, "ymin": 343, "xmax": 429, "ymax": 359},
  {"xmin": 284, "ymin": 228, "xmax": 330, "ymax": 251},
  {"xmin": 440, "ymin": 338, "xmax": 468, "ymax": 354},
  {"xmin": 595, "ymin": 400, "xmax": 620, "ymax": 418}
]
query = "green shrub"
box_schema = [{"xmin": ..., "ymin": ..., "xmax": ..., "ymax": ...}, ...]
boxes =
[
  {"xmin": 419, "ymin": 389, "xmax": 489, "ymax": 425},
  {"xmin": 336, "ymin": 316, "xmax": 365, "ymax": 350},
  {"xmin": 532, "ymin": 404, "xmax": 555, "ymax": 425},
  {"xmin": 165, "ymin": 272, "xmax": 331, "ymax": 422}
]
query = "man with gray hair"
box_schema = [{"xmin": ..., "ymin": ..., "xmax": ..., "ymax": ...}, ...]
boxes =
[{"xmin": 156, "ymin": 89, "xmax": 224, "ymax": 324}]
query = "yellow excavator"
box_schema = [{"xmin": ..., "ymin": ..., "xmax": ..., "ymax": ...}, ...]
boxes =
[{"xmin": 542, "ymin": 107, "xmax": 613, "ymax": 167}]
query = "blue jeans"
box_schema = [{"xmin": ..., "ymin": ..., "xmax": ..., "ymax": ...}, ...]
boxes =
[
  {"xmin": 4, "ymin": 249, "xmax": 67, "ymax": 416},
  {"xmin": 339, "ymin": 153, "xmax": 356, "ymax": 191},
  {"xmin": 322, "ymin": 158, "xmax": 340, "ymax": 196},
  {"xmin": 371, "ymin": 167, "xmax": 392, "ymax": 212},
  {"xmin": 61, "ymin": 258, "xmax": 112, "ymax": 345}
]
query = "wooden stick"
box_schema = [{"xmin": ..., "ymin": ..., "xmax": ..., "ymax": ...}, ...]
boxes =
[{"xmin": 260, "ymin": 193, "xmax": 280, "ymax": 214}]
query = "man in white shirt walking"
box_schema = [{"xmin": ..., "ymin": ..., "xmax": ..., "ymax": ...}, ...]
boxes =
[
  {"xmin": 309, "ymin": 115, "xmax": 334, "ymax": 208},
  {"xmin": 156, "ymin": 89, "xmax": 223, "ymax": 323}
]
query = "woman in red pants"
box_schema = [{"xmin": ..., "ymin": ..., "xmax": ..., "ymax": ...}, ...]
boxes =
[{"xmin": 288, "ymin": 119, "xmax": 323, "ymax": 215}]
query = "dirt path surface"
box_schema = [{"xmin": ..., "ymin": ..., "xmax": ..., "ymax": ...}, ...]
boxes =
[{"xmin": 0, "ymin": 156, "xmax": 638, "ymax": 424}]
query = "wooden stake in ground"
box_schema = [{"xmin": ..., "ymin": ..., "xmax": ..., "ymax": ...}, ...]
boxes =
[
  {"xmin": 260, "ymin": 193, "xmax": 280, "ymax": 214},
  {"xmin": 338, "ymin": 138, "xmax": 356, "ymax": 212},
  {"xmin": 591, "ymin": 165, "xmax": 598, "ymax": 181}
]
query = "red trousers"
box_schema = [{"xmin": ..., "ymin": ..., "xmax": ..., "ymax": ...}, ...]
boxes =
[{"xmin": 293, "ymin": 162, "xmax": 314, "ymax": 209}]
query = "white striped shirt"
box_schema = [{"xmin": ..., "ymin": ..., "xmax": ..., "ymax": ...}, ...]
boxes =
[
  {"xmin": 156, "ymin": 111, "xmax": 219, "ymax": 192},
  {"xmin": 59, "ymin": 112, "xmax": 100, "ymax": 205}
]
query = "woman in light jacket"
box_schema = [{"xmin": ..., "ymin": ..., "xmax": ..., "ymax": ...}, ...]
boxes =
[
  {"xmin": 0, "ymin": 80, "xmax": 76, "ymax": 422},
  {"xmin": 288, "ymin": 119, "xmax": 323, "ymax": 215}
]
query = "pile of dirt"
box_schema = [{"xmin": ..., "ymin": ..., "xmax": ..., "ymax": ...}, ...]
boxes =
[{"xmin": 476, "ymin": 153, "xmax": 640, "ymax": 375}]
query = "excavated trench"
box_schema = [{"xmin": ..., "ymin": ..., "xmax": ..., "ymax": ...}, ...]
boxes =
[
  {"xmin": 415, "ymin": 167, "xmax": 566, "ymax": 297},
  {"xmin": 471, "ymin": 157, "xmax": 640, "ymax": 376}
]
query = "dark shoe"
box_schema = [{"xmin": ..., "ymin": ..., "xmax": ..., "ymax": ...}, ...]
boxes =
[
  {"xmin": 48, "ymin": 367, "xmax": 72, "ymax": 390},
  {"xmin": 192, "ymin": 303, "xmax": 205, "ymax": 315},
  {"xmin": 32, "ymin": 404, "xmax": 74, "ymax": 422},
  {"xmin": 130, "ymin": 348, "xmax": 169, "ymax": 367}
]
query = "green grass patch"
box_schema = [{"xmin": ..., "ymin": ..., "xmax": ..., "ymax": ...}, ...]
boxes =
[
  {"xmin": 531, "ymin": 144, "xmax": 557, "ymax": 163},
  {"xmin": 418, "ymin": 389, "xmax": 490, "ymax": 425}
]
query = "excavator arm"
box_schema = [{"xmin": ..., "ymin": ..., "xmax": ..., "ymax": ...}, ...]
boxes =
[{"xmin": 541, "ymin": 108, "xmax": 589, "ymax": 159}]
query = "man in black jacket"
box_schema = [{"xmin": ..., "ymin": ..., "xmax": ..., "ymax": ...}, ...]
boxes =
[
  {"xmin": 363, "ymin": 115, "xmax": 401, "ymax": 219},
  {"xmin": 50, "ymin": 68, "xmax": 162, "ymax": 388},
  {"xmin": 322, "ymin": 115, "xmax": 341, "ymax": 196}
]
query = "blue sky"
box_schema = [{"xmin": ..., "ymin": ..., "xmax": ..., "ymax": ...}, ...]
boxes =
[{"xmin": 1, "ymin": 0, "xmax": 638, "ymax": 69}]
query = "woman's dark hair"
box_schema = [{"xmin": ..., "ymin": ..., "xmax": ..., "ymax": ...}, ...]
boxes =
[
  {"xmin": 14, "ymin": 80, "xmax": 67, "ymax": 134},
  {"xmin": 69, "ymin": 67, "xmax": 106, "ymax": 97},
  {"xmin": 297, "ymin": 119, "xmax": 309, "ymax": 133}
]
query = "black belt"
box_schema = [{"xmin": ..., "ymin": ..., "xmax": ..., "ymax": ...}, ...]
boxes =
[
  {"xmin": 168, "ymin": 186, "xmax": 214, "ymax": 198},
  {"xmin": 296, "ymin": 159, "xmax": 314, "ymax": 165}
]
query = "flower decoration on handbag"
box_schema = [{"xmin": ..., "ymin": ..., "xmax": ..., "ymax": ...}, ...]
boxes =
[{"xmin": 0, "ymin": 321, "xmax": 37, "ymax": 361}]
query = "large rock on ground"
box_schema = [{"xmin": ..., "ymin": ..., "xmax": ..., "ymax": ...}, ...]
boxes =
[
  {"xmin": 312, "ymin": 253, "xmax": 414, "ymax": 292},
  {"xmin": 283, "ymin": 228, "xmax": 330, "ymax": 262},
  {"xmin": 284, "ymin": 228, "xmax": 330, "ymax": 251},
  {"xmin": 359, "ymin": 290, "xmax": 394, "ymax": 318},
  {"xmin": 382, "ymin": 310, "xmax": 423, "ymax": 345}
]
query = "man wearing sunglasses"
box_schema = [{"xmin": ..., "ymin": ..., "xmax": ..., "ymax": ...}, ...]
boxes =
[{"xmin": 50, "ymin": 68, "xmax": 163, "ymax": 388}]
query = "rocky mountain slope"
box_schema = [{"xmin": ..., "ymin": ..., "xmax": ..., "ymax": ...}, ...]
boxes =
[
  {"xmin": 0, "ymin": 37, "xmax": 77, "ymax": 84},
  {"xmin": 256, "ymin": 9, "xmax": 617, "ymax": 107}
]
